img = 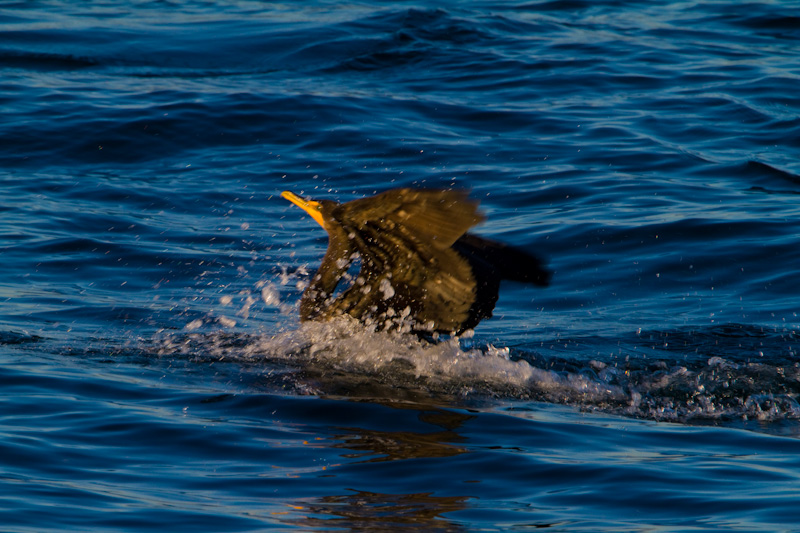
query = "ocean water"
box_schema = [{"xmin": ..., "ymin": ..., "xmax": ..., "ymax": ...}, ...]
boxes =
[{"xmin": 2, "ymin": 0, "xmax": 800, "ymax": 530}]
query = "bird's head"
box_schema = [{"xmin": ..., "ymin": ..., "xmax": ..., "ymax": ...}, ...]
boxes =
[{"xmin": 281, "ymin": 191, "xmax": 337, "ymax": 231}]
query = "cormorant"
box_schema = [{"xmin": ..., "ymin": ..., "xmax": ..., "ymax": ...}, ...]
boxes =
[{"xmin": 281, "ymin": 188, "xmax": 550, "ymax": 334}]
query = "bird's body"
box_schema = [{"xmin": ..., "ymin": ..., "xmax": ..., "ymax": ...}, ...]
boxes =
[{"xmin": 282, "ymin": 188, "xmax": 550, "ymax": 334}]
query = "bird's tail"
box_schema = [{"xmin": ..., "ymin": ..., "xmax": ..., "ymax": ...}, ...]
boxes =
[{"xmin": 454, "ymin": 234, "xmax": 551, "ymax": 286}]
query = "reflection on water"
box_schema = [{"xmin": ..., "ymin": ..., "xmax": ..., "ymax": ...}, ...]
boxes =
[
  {"xmin": 274, "ymin": 406, "xmax": 476, "ymax": 530},
  {"xmin": 331, "ymin": 408, "xmax": 474, "ymax": 462},
  {"xmin": 284, "ymin": 489, "xmax": 471, "ymax": 532}
]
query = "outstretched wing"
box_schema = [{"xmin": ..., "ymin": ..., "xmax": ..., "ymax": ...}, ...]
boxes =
[
  {"xmin": 330, "ymin": 189, "xmax": 485, "ymax": 332},
  {"xmin": 335, "ymin": 189, "xmax": 485, "ymax": 250}
]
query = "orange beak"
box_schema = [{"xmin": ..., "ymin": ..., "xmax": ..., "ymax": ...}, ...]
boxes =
[{"xmin": 281, "ymin": 191, "xmax": 326, "ymax": 229}]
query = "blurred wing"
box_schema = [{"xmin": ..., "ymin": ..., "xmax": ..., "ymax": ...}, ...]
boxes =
[
  {"xmin": 335, "ymin": 189, "xmax": 485, "ymax": 250},
  {"xmin": 341, "ymin": 223, "xmax": 477, "ymax": 332},
  {"xmin": 328, "ymin": 189, "xmax": 484, "ymax": 332}
]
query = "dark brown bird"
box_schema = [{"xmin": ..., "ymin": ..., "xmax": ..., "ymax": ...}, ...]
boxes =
[{"xmin": 281, "ymin": 188, "xmax": 550, "ymax": 334}]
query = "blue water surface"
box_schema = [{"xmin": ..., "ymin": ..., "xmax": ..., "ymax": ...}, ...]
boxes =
[{"xmin": 2, "ymin": 1, "xmax": 800, "ymax": 531}]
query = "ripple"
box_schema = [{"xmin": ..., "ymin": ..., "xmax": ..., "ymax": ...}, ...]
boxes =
[{"xmin": 3, "ymin": 1, "xmax": 800, "ymax": 528}]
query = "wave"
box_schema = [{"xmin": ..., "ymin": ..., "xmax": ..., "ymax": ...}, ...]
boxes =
[
  {"xmin": 0, "ymin": 50, "xmax": 99, "ymax": 71},
  {"xmin": 149, "ymin": 316, "xmax": 800, "ymax": 429}
]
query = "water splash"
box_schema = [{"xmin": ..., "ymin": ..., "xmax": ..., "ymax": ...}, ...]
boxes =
[
  {"xmin": 149, "ymin": 265, "xmax": 800, "ymax": 428},
  {"xmin": 151, "ymin": 315, "xmax": 800, "ymax": 429}
]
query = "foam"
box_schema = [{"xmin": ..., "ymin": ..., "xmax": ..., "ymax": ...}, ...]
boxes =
[{"xmin": 155, "ymin": 267, "xmax": 800, "ymax": 427}]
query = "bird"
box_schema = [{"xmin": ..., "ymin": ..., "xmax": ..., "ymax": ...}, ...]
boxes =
[{"xmin": 281, "ymin": 188, "xmax": 550, "ymax": 335}]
